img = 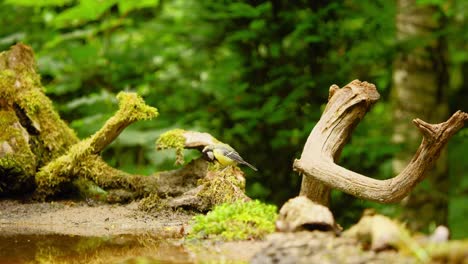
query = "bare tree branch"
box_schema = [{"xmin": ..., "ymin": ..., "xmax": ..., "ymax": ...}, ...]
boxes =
[{"xmin": 296, "ymin": 80, "xmax": 467, "ymax": 205}]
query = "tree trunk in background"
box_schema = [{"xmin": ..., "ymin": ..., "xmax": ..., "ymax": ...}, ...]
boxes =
[{"xmin": 393, "ymin": 0, "xmax": 449, "ymax": 231}]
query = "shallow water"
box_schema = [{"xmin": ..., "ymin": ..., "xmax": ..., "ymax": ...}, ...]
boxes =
[{"xmin": 0, "ymin": 234, "xmax": 194, "ymax": 264}]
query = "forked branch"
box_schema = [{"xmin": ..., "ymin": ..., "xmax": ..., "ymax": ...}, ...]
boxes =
[{"xmin": 296, "ymin": 80, "xmax": 467, "ymax": 205}]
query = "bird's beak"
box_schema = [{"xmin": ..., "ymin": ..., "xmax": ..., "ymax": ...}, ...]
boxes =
[{"xmin": 202, "ymin": 146, "xmax": 209, "ymax": 153}]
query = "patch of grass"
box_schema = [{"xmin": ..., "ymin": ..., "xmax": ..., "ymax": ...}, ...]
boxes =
[{"xmin": 189, "ymin": 200, "xmax": 278, "ymax": 241}]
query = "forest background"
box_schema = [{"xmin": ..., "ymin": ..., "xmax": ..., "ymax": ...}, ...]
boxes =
[{"xmin": 0, "ymin": 0, "xmax": 466, "ymax": 238}]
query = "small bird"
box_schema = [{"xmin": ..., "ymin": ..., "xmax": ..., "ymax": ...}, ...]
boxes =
[{"xmin": 202, "ymin": 143, "xmax": 257, "ymax": 171}]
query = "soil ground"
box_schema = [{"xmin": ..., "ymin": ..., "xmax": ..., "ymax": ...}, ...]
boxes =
[
  {"xmin": 0, "ymin": 199, "xmax": 266, "ymax": 263},
  {"xmin": 0, "ymin": 199, "xmax": 191, "ymax": 236}
]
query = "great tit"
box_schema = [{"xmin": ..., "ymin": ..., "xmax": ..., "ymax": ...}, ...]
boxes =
[{"xmin": 202, "ymin": 144, "xmax": 257, "ymax": 171}]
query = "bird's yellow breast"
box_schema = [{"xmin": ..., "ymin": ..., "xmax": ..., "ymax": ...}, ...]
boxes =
[{"xmin": 213, "ymin": 149, "xmax": 236, "ymax": 167}]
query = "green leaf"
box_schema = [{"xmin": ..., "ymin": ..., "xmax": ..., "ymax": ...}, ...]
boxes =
[
  {"xmin": 304, "ymin": 35, "xmax": 322, "ymax": 43},
  {"xmin": 250, "ymin": 19, "xmax": 266, "ymax": 31},
  {"xmin": 118, "ymin": 0, "xmax": 160, "ymax": 14},
  {"xmin": 4, "ymin": 0, "xmax": 72, "ymax": 7},
  {"xmin": 53, "ymin": 0, "xmax": 119, "ymax": 28}
]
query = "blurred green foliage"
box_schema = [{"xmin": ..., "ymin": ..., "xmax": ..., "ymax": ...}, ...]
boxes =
[{"xmin": 0, "ymin": 0, "xmax": 466, "ymax": 237}]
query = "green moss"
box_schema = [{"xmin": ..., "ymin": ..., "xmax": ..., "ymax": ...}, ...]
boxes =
[
  {"xmin": 19, "ymin": 89, "xmax": 50, "ymax": 114},
  {"xmin": 197, "ymin": 167, "xmax": 247, "ymax": 209},
  {"xmin": 116, "ymin": 92, "xmax": 159, "ymax": 121},
  {"xmin": 90, "ymin": 92, "xmax": 158, "ymax": 152},
  {"xmin": 1, "ymin": 45, "xmax": 160, "ymax": 198},
  {"xmin": 72, "ymin": 177, "xmax": 108, "ymax": 201},
  {"xmin": 189, "ymin": 200, "xmax": 278, "ymax": 241},
  {"xmin": 1, "ymin": 52, "xmax": 79, "ymax": 166},
  {"xmin": 0, "ymin": 110, "xmax": 37, "ymax": 193},
  {"xmin": 156, "ymin": 129, "xmax": 186, "ymax": 165},
  {"xmin": 35, "ymin": 131, "xmax": 104, "ymax": 198},
  {"xmin": 34, "ymin": 92, "xmax": 158, "ymax": 199},
  {"xmin": 138, "ymin": 193, "xmax": 164, "ymax": 211}
]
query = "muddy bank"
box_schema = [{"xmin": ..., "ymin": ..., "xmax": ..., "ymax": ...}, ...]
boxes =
[
  {"xmin": 0, "ymin": 200, "xmax": 266, "ymax": 263},
  {"xmin": 0, "ymin": 200, "xmax": 192, "ymax": 237}
]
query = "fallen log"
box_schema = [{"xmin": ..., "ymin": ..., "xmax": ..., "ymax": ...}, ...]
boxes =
[{"xmin": 0, "ymin": 43, "xmax": 249, "ymax": 211}]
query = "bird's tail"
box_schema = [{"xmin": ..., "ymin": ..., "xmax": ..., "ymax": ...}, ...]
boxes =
[{"xmin": 242, "ymin": 161, "xmax": 258, "ymax": 171}]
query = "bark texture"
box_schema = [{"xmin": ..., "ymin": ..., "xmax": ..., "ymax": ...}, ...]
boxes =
[
  {"xmin": 295, "ymin": 80, "xmax": 467, "ymax": 206},
  {"xmin": 298, "ymin": 80, "xmax": 380, "ymax": 205},
  {"xmin": 393, "ymin": 0, "xmax": 449, "ymax": 230}
]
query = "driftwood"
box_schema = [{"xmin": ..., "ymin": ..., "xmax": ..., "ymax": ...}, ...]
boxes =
[
  {"xmin": 275, "ymin": 196, "xmax": 340, "ymax": 233},
  {"xmin": 295, "ymin": 80, "xmax": 467, "ymax": 206},
  {"xmin": 0, "ymin": 43, "xmax": 248, "ymax": 211}
]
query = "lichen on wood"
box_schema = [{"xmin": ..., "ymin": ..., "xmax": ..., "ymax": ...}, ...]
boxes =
[
  {"xmin": 0, "ymin": 44, "xmax": 78, "ymax": 158},
  {"xmin": 151, "ymin": 160, "xmax": 250, "ymax": 212}
]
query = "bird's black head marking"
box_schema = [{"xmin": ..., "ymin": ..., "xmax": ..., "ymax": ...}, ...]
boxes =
[{"xmin": 202, "ymin": 146, "xmax": 215, "ymax": 161}]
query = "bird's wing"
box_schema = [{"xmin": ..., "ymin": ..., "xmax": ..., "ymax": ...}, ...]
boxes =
[
  {"xmin": 222, "ymin": 149, "xmax": 258, "ymax": 171},
  {"xmin": 221, "ymin": 149, "xmax": 244, "ymax": 163}
]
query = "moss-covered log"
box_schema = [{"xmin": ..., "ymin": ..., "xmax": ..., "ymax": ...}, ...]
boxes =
[
  {"xmin": 0, "ymin": 44, "xmax": 162, "ymax": 200},
  {"xmin": 34, "ymin": 92, "xmax": 158, "ymax": 199},
  {"xmin": 0, "ymin": 43, "xmax": 78, "ymax": 195},
  {"xmin": 0, "ymin": 43, "xmax": 250, "ymax": 211},
  {"xmin": 151, "ymin": 129, "xmax": 250, "ymax": 211}
]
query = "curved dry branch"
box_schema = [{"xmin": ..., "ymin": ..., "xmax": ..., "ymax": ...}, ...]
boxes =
[{"xmin": 296, "ymin": 80, "xmax": 467, "ymax": 205}]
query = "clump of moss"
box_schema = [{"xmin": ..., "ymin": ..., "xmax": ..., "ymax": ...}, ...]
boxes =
[
  {"xmin": 189, "ymin": 200, "xmax": 278, "ymax": 241},
  {"xmin": 0, "ymin": 110, "xmax": 37, "ymax": 193},
  {"xmin": 138, "ymin": 193, "xmax": 165, "ymax": 211},
  {"xmin": 156, "ymin": 129, "xmax": 186, "ymax": 165},
  {"xmin": 34, "ymin": 139, "xmax": 94, "ymax": 198},
  {"xmin": 115, "ymin": 92, "xmax": 158, "ymax": 121},
  {"xmin": 1, "ymin": 44, "xmax": 79, "ymax": 167},
  {"xmin": 197, "ymin": 168, "xmax": 247, "ymax": 209}
]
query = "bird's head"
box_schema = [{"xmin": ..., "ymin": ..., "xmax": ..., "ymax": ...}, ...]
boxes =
[{"xmin": 202, "ymin": 145, "xmax": 215, "ymax": 161}]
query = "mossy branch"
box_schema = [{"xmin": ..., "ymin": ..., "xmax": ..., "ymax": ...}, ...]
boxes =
[
  {"xmin": 34, "ymin": 92, "xmax": 158, "ymax": 199},
  {"xmin": 92, "ymin": 92, "xmax": 158, "ymax": 153},
  {"xmin": 156, "ymin": 129, "xmax": 219, "ymax": 165}
]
